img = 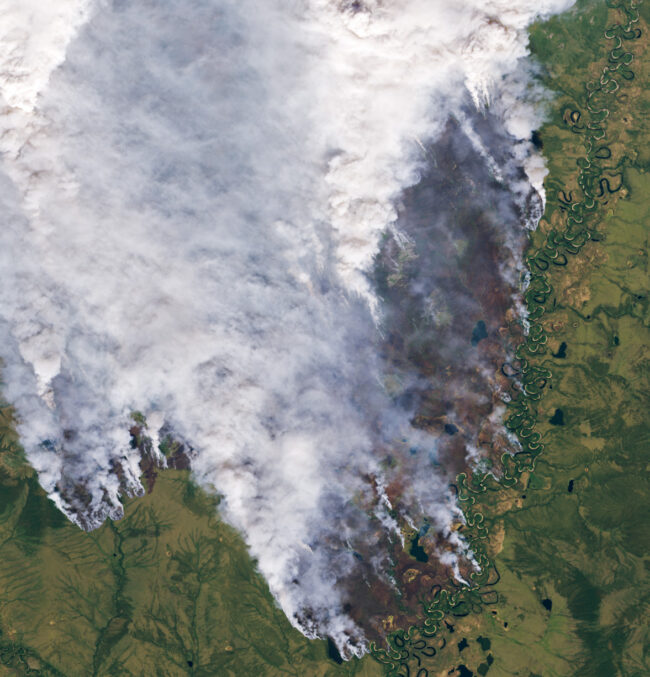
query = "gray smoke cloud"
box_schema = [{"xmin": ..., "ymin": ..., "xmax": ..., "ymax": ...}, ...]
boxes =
[{"xmin": 0, "ymin": 0, "xmax": 573, "ymax": 655}]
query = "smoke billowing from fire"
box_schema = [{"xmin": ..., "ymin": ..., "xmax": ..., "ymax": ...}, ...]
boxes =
[{"xmin": 0, "ymin": 0, "xmax": 573, "ymax": 655}]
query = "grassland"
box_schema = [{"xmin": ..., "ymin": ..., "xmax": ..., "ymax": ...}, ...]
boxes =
[
  {"xmin": 0, "ymin": 415, "xmax": 381, "ymax": 676},
  {"xmin": 370, "ymin": 1, "xmax": 649, "ymax": 675},
  {"xmin": 0, "ymin": 1, "xmax": 647, "ymax": 676}
]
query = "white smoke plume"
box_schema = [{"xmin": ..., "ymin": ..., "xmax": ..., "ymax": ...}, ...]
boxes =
[{"xmin": 0, "ymin": 0, "xmax": 573, "ymax": 655}]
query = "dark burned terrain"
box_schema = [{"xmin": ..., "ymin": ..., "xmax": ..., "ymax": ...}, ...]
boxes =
[{"xmin": 326, "ymin": 112, "xmax": 536, "ymax": 643}]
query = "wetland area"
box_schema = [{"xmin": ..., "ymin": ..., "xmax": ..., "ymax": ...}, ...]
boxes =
[{"xmin": 0, "ymin": 0, "xmax": 648, "ymax": 675}]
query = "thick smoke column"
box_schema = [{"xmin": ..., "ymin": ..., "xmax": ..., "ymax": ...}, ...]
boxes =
[{"xmin": 0, "ymin": 0, "xmax": 573, "ymax": 655}]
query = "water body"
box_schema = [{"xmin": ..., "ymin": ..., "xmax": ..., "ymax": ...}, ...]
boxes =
[{"xmin": 0, "ymin": 0, "xmax": 575, "ymax": 656}]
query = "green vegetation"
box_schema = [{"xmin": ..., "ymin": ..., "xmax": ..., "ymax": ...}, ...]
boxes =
[
  {"xmin": 370, "ymin": 0, "xmax": 649, "ymax": 675},
  {"xmin": 0, "ymin": 411, "xmax": 381, "ymax": 676},
  {"xmin": 0, "ymin": 2, "xmax": 647, "ymax": 676}
]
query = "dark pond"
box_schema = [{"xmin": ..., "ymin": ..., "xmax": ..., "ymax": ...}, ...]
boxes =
[
  {"xmin": 410, "ymin": 533, "xmax": 429, "ymax": 562},
  {"xmin": 552, "ymin": 341, "xmax": 567, "ymax": 358},
  {"xmin": 476, "ymin": 636, "xmax": 491, "ymax": 651},
  {"xmin": 457, "ymin": 665, "xmax": 474, "ymax": 677},
  {"xmin": 471, "ymin": 320, "xmax": 488, "ymax": 346}
]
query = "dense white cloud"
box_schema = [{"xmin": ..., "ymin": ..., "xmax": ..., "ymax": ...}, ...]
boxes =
[{"xmin": 0, "ymin": 0, "xmax": 573, "ymax": 655}]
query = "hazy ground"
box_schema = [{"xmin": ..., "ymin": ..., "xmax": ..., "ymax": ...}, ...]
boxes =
[
  {"xmin": 371, "ymin": 1, "xmax": 650, "ymax": 675},
  {"xmin": 0, "ymin": 0, "xmax": 647, "ymax": 675}
]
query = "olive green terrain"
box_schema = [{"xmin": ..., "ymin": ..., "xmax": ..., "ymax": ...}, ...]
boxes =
[
  {"xmin": 0, "ymin": 413, "xmax": 381, "ymax": 676},
  {"xmin": 0, "ymin": 1, "xmax": 648, "ymax": 676},
  {"xmin": 370, "ymin": 1, "xmax": 649, "ymax": 675}
]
